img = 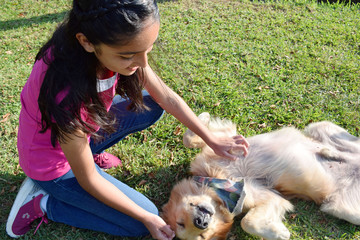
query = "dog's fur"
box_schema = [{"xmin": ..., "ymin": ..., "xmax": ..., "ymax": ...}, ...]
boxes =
[{"xmin": 161, "ymin": 113, "xmax": 360, "ymax": 240}]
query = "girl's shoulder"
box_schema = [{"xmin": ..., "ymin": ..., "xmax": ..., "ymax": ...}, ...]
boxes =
[
  {"xmin": 30, "ymin": 46, "xmax": 54, "ymax": 81},
  {"xmin": 27, "ymin": 56, "xmax": 50, "ymax": 89}
]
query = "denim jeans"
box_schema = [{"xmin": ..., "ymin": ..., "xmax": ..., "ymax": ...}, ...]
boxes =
[{"xmin": 33, "ymin": 91, "xmax": 165, "ymax": 236}]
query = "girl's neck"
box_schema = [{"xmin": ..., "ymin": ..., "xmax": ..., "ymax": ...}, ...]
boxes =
[{"xmin": 97, "ymin": 67, "xmax": 115, "ymax": 80}]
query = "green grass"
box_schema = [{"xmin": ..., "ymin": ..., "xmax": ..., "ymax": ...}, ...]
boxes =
[{"xmin": 0, "ymin": 0, "xmax": 359, "ymax": 239}]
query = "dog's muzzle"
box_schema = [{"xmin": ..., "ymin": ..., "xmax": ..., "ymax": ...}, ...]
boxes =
[{"xmin": 191, "ymin": 203, "xmax": 214, "ymax": 229}]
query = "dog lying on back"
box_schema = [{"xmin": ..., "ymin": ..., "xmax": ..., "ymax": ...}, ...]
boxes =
[{"xmin": 161, "ymin": 113, "xmax": 360, "ymax": 240}]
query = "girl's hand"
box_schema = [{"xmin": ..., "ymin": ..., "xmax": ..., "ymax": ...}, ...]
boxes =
[
  {"xmin": 208, "ymin": 135, "xmax": 250, "ymax": 160},
  {"xmin": 143, "ymin": 213, "xmax": 175, "ymax": 240}
]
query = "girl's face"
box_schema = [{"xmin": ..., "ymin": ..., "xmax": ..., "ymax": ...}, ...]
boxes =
[{"xmin": 77, "ymin": 19, "xmax": 160, "ymax": 77}]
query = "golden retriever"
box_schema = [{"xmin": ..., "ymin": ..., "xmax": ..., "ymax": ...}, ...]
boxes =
[{"xmin": 161, "ymin": 112, "xmax": 360, "ymax": 240}]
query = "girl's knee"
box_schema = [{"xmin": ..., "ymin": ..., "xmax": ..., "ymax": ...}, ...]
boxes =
[{"xmin": 141, "ymin": 199, "xmax": 159, "ymax": 216}]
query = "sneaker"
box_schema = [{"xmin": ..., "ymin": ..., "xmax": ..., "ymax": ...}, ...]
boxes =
[
  {"xmin": 93, "ymin": 152, "xmax": 122, "ymax": 169},
  {"xmin": 6, "ymin": 177, "xmax": 48, "ymax": 238}
]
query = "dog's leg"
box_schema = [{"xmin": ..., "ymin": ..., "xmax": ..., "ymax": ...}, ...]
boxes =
[
  {"xmin": 241, "ymin": 206, "xmax": 290, "ymax": 240},
  {"xmin": 304, "ymin": 121, "xmax": 360, "ymax": 154},
  {"xmin": 241, "ymin": 185, "xmax": 293, "ymax": 240},
  {"xmin": 319, "ymin": 169, "xmax": 360, "ymax": 225},
  {"xmin": 305, "ymin": 122, "xmax": 360, "ymax": 225},
  {"xmin": 183, "ymin": 112, "xmax": 210, "ymax": 148},
  {"xmin": 321, "ymin": 196, "xmax": 360, "ymax": 225}
]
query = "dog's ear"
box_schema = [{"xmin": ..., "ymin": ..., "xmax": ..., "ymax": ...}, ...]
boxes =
[
  {"xmin": 183, "ymin": 112, "xmax": 210, "ymax": 148},
  {"xmin": 161, "ymin": 199, "xmax": 176, "ymax": 229},
  {"xmin": 161, "ymin": 181, "xmax": 185, "ymax": 229},
  {"xmin": 160, "ymin": 202, "xmax": 170, "ymax": 222}
]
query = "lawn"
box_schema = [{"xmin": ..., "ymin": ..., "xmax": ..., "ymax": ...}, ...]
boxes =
[{"xmin": 0, "ymin": 0, "xmax": 359, "ymax": 239}]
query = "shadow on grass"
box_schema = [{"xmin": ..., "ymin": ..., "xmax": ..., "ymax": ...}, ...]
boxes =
[
  {"xmin": 0, "ymin": 11, "xmax": 67, "ymax": 31},
  {"xmin": 0, "ymin": 0, "xmax": 183, "ymax": 32},
  {"xmin": 0, "ymin": 172, "xmax": 27, "ymax": 224}
]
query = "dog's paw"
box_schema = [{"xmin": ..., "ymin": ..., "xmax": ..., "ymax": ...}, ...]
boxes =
[
  {"xmin": 183, "ymin": 112, "xmax": 211, "ymax": 148},
  {"xmin": 242, "ymin": 218, "xmax": 290, "ymax": 240},
  {"xmin": 263, "ymin": 221, "xmax": 290, "ymax": 240},
  {"xmin": 198, "ymin": 112, "xmax": 210, "ymax": 126},
  {"xmin": 270, "ymin": 223, "xmax": 291, "ymax": 240}
]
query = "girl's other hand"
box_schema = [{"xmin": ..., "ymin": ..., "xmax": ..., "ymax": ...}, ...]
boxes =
[
  {"xmin": 143, "ymin": 213, "xmax": 175, "ymax": 240},
  {"xmin": 208, "ymin": 135, "xmax": 250, "ymax": 160}
]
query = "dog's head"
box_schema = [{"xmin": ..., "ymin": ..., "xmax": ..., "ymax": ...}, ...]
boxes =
[{"xmin": 161, "ymin": 179, "xmax": 234, "ymax": 240}]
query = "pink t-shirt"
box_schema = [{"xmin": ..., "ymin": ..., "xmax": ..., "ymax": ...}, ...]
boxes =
[{"xmin": 18, "ymin": 57, "xmax": 118, "ymax": 181}]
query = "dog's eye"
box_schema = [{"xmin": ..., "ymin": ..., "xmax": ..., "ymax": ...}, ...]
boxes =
[{"xmin": 177, "ymin": 222, "xmax": 185, "ymax": 228}]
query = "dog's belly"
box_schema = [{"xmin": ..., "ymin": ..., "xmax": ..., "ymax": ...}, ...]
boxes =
[
  {"xmin": 222, "ymin": 131, "xmax": 334, "ymax": 203},
  {"xmin": 274, "ymin": 172, "xmax": 333, "ymax": 203}
]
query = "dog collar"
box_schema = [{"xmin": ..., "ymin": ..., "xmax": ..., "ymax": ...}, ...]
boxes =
[{"xmin": 192, "ymin": 176, "xmax": 246, "ymax": 215}]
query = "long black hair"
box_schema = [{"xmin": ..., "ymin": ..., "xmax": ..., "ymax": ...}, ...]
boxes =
[{"xmin": 36, "ymin": 0, "xmax": 160, "ymax": 147}]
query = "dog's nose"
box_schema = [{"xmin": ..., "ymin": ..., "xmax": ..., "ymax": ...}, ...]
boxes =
[
  {"xmin": 193, "ymin": 206, "xmax": 212, "ymax": 229},
  {"xmin": 194, "ymin": 215, "xmax": 210, "ymax": 229}
]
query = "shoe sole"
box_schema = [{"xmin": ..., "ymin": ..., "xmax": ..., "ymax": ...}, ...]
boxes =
[{"xmin": 6, "ymin": 177, "xmax": 36, "ymax": 238}]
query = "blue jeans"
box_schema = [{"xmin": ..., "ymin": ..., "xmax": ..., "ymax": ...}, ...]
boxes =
[{"xmin": 33, "ymin": 91, "xmax": 164, "ymax": 236}]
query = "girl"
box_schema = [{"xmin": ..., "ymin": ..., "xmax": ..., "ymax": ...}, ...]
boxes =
[{"xmin": 6, "ymin": 0, "xmax": 249, "ymax": 239}]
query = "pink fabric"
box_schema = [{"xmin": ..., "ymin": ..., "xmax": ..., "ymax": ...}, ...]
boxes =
[{"xmin": 18, "ymin": 58, "xmax": 117, "ymax": 181}]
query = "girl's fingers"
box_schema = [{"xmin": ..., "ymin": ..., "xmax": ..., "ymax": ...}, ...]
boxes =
[
  {"xmin": 160, "ymin": 225, "xmax": 175, "ymax": 240},
  {"xmin": 230, "ymin": 145, "xmax": 248, "ymax": 157},
  {"xmin": 233, "ymin": 135, "xmax": 250, "ymax": 147}
]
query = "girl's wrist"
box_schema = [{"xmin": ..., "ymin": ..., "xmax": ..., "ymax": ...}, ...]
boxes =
[
  {"xmin": 141, "ymin": 211, "xmax": 156, "ymax": 224},
  {"xmin": 201, "ymin": 131, "xmax": 217, "ymax": 147}
]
